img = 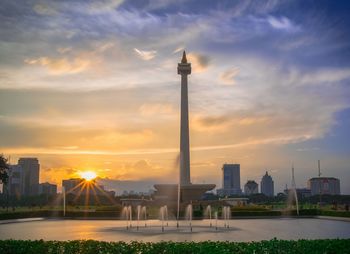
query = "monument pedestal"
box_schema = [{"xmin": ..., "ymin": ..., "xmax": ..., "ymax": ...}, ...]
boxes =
[{"xmin": 153, "ymin": 184, "xmax": 215, "ymax": 202}]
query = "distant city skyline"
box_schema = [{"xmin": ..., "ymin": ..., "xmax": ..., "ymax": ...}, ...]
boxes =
[
  {"xmin": 0, "ymin": 1, "xmax": 349, "ymax": 194},
  {"xmin": 2, "ymin": 157, "xmax": 343, "ymax": 197}
]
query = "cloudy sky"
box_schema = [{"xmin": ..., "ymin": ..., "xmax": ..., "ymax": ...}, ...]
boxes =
[{"xmin": 1, "ymin": 0, "xmax": 349, "ymax": 194}]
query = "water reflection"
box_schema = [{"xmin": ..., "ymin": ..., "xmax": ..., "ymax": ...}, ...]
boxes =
[{"xmin": 0, "ymin": 218, "xmax": 349, "ymax": 242}]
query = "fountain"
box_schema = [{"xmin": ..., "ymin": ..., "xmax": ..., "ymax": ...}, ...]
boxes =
[
  {"xmin": 128, "ymin": 206, "xmax": 132, "ymax": 228},
  {"xmin": 159, "ymin": 205, "xmax": 168, "ymax": 232},
  {"xmin": 287, "ymin": 188, "xmax": 299, "ymax": 215},
  {"xmin": 164, "ymin": 205, "xmax": 169, "ymax": 226},
  {"xmin": 205, "ymin": 205, "xmax": 212, "ymax": 227},
  {"xmin": 136, "ymin": 205, "xmax": 141, "ymax": 230},
  {"xmin": 118, "ymin": 204, "xmax": 236, "ymax": 233},
  {"xmin": 223, "ymin": 206, "xmax": 231, "ymax": 228},
  {"xmin": 141, "ymin": 206, "xmax": 147, "ymax": 227},
  {"xmin": 287, "ymin": 165, "xmax": 299, "ymax": 215},
  {"xmin": 121, "ymin": 206, "xmax": 128, "ymax": 229},
  {"xmin": 121, "ymin": 206, "xmax": 133, "ymax": 230},
  {"xmin": 186, "ymin": 204, "xmax": 193, "ymax": 232}
]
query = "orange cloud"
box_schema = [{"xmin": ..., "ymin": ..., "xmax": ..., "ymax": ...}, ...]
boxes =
[
  {"xmin": 25, "ymin": 56, "xmax": 91, "ymax": 74},
  {"xmin": 187, "ymin": 53, "xmax": 210, "ymax": 73},
  {"xmin": 139, "ymin": 103, "xmax": 175, "ymax": 116},
  {"xmin": 220, "ymin": 67, "xmax": 239, "ymax": 85},
  {"xmin": 134, "ymin": 48, "xmax": 157, "ymax": 60}
]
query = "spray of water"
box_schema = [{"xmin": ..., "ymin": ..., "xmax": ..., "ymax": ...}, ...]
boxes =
[
  {"xmin": 174, "ymin": 153, "xmax": 181, "ymax": 228},
  {"xmin": 136, "ymin": 205, "xmax": 141, "ymax": 230},
  {"xmin": 205, "ymin": 205, "xmax": 212, "ymax": 227},
  {"xmin": 142, "ymin": 206, "xmax": 147, "ymax": 227},
  {"xmin": 186, "ymin": 204, "xmax": 193, "ymax": 232}
]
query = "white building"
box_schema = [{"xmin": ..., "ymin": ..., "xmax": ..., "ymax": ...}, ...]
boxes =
[
  {"xmin": 308, "ymin": 177, "xmax": 340, "ymax": 195},
  {"xmin": 244, "ymin": 180, "xmax": 258, "ymax": 195},
  {"xmin": 261, "ymin": 171, "xmax": 274, "ymax": 197}
]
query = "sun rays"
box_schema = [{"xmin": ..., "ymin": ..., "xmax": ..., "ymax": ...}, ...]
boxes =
[
  {"xmin": 62, "ymin": 172, "xmax": 117, "ymax": 207},
  {"xmin": 80, "ymin": 171, "xmax": 97, "ymax": 181}
]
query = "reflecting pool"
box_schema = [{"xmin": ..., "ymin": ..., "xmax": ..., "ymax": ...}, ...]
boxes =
[{"xmin": 0, "ymin": 218, "xmax": 349, "ymax": 242}]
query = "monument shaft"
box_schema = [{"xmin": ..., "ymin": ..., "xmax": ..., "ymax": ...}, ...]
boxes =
[
  {"xmin": 178, "ymin": 52, "xmax": 191, "ymax": 186},
  {"xmin": 153, "ymin": 52, "xmax": 215, "ymax": 202}
]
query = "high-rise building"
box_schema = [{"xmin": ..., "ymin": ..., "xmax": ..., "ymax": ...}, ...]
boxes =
[
  {"xmin": 217, "ymin": 164, "xmax": 242, "ymax": 196},
  {"xmin": 308, "ymin": 177, "xmax": 340, "ymax": 195},
  {"xmin": 18, "ymin": 158, "xmax": 40, "ymax": 195},
  {"xmin": 7, "ymin": 165, "xmax": 23, "ymax": 197},
  {"xmin": 260, "ymin": 171, "xmax": 274, "ymax": 197},
  {"xmin": 38, "ymin": 182, "xmax": 57, "ymax": 195},
  {"xmin": 244, "ymin": 180, "xmax": 258, "ymax": 195},
  {"xmin": 62, "ymin": 178, "xmax": 84, "ymax": 195}
]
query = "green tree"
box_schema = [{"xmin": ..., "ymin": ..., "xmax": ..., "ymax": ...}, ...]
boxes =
[{"xmin": 0, "ymin": 154, "xmax": 9, "ymax": 184}]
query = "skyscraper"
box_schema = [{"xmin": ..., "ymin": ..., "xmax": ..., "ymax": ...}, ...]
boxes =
[
  {"xmin": 244, "ymin": 180, "xmax": 258, "ymax": 195},
  {"xmin": 7, "ymin": 164, "xmax": 23, "ymax": 197},
  {"xmin": 260, "ymin": 171, "xmax": 274, "ymax": 197},
  {"xmin": 217, "ymin": 164, "xmax": 242, "ymax": 196},
  {"xmin": 38, "ymin": 182, "xmax": 57, "ymax": 195},
  {"xmin": 18, "ymin": 158, "xmax": 40, "ymax": 195},
  {"xmin": 62, "ymin": 178, "xmax": 84, "ymax": 195},
  {"xmin": 308, "ymin": 177, "xmax": 340, "ymax": 195}
]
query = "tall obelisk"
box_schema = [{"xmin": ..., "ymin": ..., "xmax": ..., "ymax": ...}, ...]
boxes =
[
  {"xmin": 178, "ymin": 51, "xmax": 191, "ymax": 186},
  {"xmin": 153, "ymin": 51, "xmax": 215, "ymax": 202}
]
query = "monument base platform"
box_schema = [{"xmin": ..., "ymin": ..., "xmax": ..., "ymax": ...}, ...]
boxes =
[{"xmin": 153, "ymin": 183, "xmax": 216, "ymax": 202}]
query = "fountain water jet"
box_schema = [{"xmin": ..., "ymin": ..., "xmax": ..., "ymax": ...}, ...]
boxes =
[
  {"xmin": 205, "ymin": 205, "xmax": 212, "ymax": 227},
  {"xmin": 164, "ymin": 205, "xmax": 169, "ymax": 226},
  {"xmin": 136, "ymin": 205, "xmax": 141, "ymax": 230},
  {"xmin": 141, "ymin": 206, "xmax": 147, "ymax": 227},
  {"xmin": 121, "ymin": 206, "xmax": 130, "ymax": 230},
  {"xmin": 175, "ymin": 153, "xmax": 181, "ymax": 228},
  {"xmin": 186, "ymin": 204, "xmax": 193, "ymax": 232},
  {"xmin": 223, "ymin": 206, "xmax": 231, "ymax": 228},
  {"xmin": 287, "ymin": 164, "xmax": 299, "ymax": 216},
  {"xmin": 160, "ymin": 206, "xmax": 167, "ymax": 232}
]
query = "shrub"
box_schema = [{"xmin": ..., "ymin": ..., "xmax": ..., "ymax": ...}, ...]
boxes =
[
  {"xmin": 320, "ymin": 210, "xmax": 350, "ymax": 217},
  {"xmin": 0, "ymin": 239, "xmax": 349, "ymax": 254}
]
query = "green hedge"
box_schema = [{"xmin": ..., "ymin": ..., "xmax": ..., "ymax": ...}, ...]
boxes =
[
  {"xmin": 320, "ymin": 210, "xmax": 350, "ymax": 217},
  {"xmin": 0, "ymin": 239, "xmax": 349, "ymax": 254},
  {"xmin": 280, "ymin": 209, "xmax": 320, "ymax": 216}
]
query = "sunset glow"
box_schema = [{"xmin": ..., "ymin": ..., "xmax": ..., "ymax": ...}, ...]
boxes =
[
  {"xmin": 80, "ymin": 171, "xmax": 97, "ymax": 182},
  {"xmin": 0, "ymin": 1, "xmax": 349, "ymax": 195}
]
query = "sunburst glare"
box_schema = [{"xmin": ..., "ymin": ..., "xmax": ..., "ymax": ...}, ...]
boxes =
[{"xmin": 80, "ymin": 171, "xmax": 97, "ymax": 181}]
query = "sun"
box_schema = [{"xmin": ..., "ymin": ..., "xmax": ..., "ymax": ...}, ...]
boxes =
[{"xmin": 80, "ymin": 171, "xmax": 97, "ymax": 181}]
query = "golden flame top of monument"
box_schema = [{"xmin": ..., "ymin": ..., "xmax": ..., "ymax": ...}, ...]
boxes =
[
  {"xmin": 178, "ymin": 50, "xmax": 191, "ymax": 75},
  {"xmin": 181, "ymin": 51, "xmax": 187, "ymax": 63}
]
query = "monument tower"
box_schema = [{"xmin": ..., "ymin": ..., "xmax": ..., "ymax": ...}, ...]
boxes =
[
  {"xmin": 178, "ymin": 51, "xmax": 191, "ymax": 185},
  {"xmin": 154, "ymin": 51, "xmax": 215, "ymax": 202}
]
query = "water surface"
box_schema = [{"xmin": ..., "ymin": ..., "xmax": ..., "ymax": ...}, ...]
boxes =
[{"xmin": 0, "ymin": 218, "xmax": 349, "ymax": 242}]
